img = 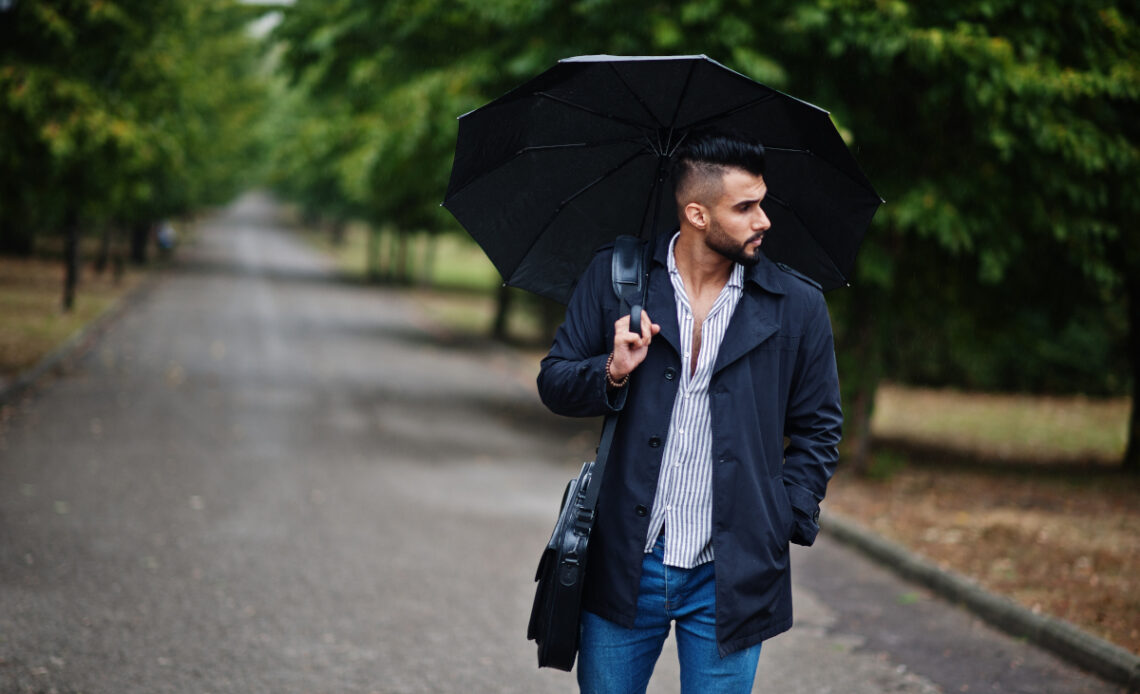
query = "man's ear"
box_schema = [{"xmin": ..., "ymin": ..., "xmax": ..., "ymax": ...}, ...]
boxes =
[{"xmin": 684, "ymin": 202, "xmax": 709, "ymax": 230}]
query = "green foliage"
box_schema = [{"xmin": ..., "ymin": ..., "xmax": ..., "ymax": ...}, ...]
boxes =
[
  {"xmin": 0, "ymin": 0, "xmax": 269, "ymax": 249},
  {"xmin": 265, "ymin": 0, "xmax": 799, "ymax": 236},
  {"xmin": 771, "ymin": 1, "xmax": 1137, "ymax": 407},
  {"xmin": 265, "ymin": 0, "xmax": 1138, "ymax": 414}
]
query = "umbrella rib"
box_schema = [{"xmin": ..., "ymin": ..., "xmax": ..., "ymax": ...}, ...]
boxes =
[
  {"xmin": 545, "ymin": 148, "xmax": 651, "ymax": 227},
  {"xmin": 517, "ymin": 138, "xmax": 644, "ymax": 155},
  {"xmin": 635, "ymin": 161, "xmax": 668, "ymax": 241},
  {"xmin": 666, "ymin": 60, "xmax": 699, "ymax": 130},
  {"xmin": 536, "ymin": 91, "xmax": 653, "ymax": 132},
  {"xmin": 682, "ymin": 92, "xmax": 780, "ymax": 131},
  {"xmin": 763, "ymin": 147, "xmax": 884, "ymax": 199},
  {"xmin": 764, "ymin": 192, "xmax": 847, "ymax": 279},
  {"xmin": 511, "ymin": 149, "xmax": 653, "ymax": 274},
  {"xmin": 604, "ymin": 63, "xmax": 666, "ymax": 130},
  {"xmin": 446, "ymin": 138, "xmax": 650, "ymax": 201}
]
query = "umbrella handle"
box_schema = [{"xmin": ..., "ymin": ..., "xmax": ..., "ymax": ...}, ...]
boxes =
[{"xmin": 629, "ymin": 304, "xmax": 642, "ymax": 336}]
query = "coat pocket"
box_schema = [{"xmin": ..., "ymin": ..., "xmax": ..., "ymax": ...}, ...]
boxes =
[{"xmin": 771, "ymin": 476, "xmax": 796, "ymax": 545}]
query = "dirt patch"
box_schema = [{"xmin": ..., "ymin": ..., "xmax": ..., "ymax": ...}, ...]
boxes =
[{"xmin": 826, "ymin": 457, "xmax": 1140, "ymax": 656}]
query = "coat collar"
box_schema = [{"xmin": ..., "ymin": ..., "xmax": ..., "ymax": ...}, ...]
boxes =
[
  {"xmin": 646, "ymin": 233, "xmax": 787, "ymax": 372},
  {"xmin": 649, "ymin": 232, "xmax": 788, "ymax": 297}
]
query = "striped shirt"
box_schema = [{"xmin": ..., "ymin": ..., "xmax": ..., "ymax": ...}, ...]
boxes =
[{"xmin": 644, "ymin": 233, "xmax": 745, "ymax": 568}]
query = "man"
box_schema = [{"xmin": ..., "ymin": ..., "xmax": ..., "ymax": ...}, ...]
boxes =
[{"xmin": 537, "ymin": 129, "xmax": 843, "ymax": 693}]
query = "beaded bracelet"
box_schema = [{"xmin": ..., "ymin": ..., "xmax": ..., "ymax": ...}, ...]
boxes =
[{"xmin": 605, "ymin": 353, "xmax": 629, "ymax": 389}]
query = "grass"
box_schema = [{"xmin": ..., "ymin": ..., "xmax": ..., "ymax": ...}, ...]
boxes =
[
  {"xmin": 0, "ymin": 255, "xmax": 143, "ymax": 382},
  {"xmin": 873, "ymin": 382, "xmax": 1130, "ymax": 463},
  {"xmin": 293, "ymin": 216, "xmax": 555, "ymax": 345},
  {"xmin": 293, "ymin": 215, "xmax": 502, "ymax": 292}
]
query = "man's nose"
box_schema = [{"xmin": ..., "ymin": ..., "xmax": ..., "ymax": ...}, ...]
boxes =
[{"xmin": 754, "ymin": 208, "xmax": 771, "ymax": 231}]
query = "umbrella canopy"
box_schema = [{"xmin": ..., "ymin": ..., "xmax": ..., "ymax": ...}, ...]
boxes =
[{"xmin": 443, "ymin": 54, "xmax": 883, "ymax": 304}]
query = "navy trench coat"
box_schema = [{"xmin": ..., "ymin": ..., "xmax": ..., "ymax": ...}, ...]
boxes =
[{"xmin": 537, "ymin": 234, "xmax": 843, "ymax": 656}]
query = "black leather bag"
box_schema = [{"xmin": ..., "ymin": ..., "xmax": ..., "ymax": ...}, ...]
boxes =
[
  {"xmin": 527, "ymin": 236, "xmax": 647, "ymax": 671},
  {"xmin": 526, "ymin": 455, "xmax": 605, "ymax": 670}
]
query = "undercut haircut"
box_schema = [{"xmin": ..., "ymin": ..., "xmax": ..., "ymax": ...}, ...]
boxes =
[{"xmin": 672, "ymin": 128, "xmax": 767, "ymax": 216}]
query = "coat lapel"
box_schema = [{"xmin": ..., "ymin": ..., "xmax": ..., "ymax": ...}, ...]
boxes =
[
  {"xmin": 713, "ymin": 256, "xmax": 786, "ymax": 375},
  {"xmin": 646, "ymin": 236, "xmax": 787, "ymax": 369},
  {"xmin": 646, "ymin": 236, "xmax": 681, "ymax": 356}
]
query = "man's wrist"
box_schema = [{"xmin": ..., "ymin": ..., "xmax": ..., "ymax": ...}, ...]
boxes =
[{"xmin": 605, "ymin": 352, "xmax": 630, "ymax": 389}]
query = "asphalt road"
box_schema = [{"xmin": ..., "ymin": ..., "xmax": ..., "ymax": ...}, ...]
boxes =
[{"xmin": 0, "ymin": 194, "xmax": 1124, "ymax": 694}]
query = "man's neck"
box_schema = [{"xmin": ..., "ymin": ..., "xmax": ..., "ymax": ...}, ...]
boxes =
[{"xmin": 673, "ymin": 228, "xmax": 734, "ymax": 299}]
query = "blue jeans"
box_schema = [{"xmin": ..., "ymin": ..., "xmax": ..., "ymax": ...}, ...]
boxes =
[{"xmin": 577, "ymin": 535, "xmax": 762, "ymax": 694}]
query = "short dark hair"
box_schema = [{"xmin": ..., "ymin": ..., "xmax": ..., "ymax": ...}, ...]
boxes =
[{"xmin": 672, "ymin": 128, "xmax": 766, "ymax": 213}]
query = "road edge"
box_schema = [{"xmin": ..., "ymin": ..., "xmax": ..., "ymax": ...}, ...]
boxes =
[
  {"xmin": 822, "ymin": 510, "xmax": 1140, "ymax": 691},
  {"xmin": 0, "ymin": 271, "xmax": 161, "ymax": 408}
]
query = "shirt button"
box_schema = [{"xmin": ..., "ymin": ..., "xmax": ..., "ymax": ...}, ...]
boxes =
[{"xmin": 648, "ymin": 436, "xmax": 662, "ymax": 448}]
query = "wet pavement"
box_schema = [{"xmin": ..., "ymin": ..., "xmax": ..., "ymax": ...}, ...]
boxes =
[{"xmin": 0, "ymin": 194, "xmax": 1124, "ymax": 693}]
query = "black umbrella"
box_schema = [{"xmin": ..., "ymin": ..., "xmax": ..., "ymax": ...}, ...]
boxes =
[{"xmin": 443, "ymin": 54, "xmax": 883, "ymax": 304}]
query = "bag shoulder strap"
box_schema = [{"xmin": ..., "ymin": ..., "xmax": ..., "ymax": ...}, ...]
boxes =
[
  {"xmin": 582, "ymin": 235, "xmax": 649, "ymax": 514},
  {"xmin": 611, "ymin": 235, "xmax": 648, "ymax": 334}
]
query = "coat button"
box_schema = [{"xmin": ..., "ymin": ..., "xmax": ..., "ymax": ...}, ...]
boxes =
[
  {"xmin": 648, "ymin": 436, "xmax": 661, "ymax": 448},
  {"xmin": 635, "ymin": 505, "xmax": 648, "ymax": 517},
  {"xmin": 664, "ymin": 367, "xmax": 676, "ymax": 381}
]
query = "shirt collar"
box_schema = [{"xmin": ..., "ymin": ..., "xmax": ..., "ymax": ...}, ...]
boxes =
[{"xmin": 666, "ymin": 231, "xmax": 747, "ymax": 290}]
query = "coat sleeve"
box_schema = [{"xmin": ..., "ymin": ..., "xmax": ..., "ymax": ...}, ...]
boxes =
[
  {"xmin": 537, "ymin": 251, "xmax": 628, "ymax": 417},
  {"xmin": 783, "ymin": 290, "xmax": 843, "ymax": 546}
]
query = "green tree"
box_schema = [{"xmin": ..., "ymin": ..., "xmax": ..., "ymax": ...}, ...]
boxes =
[
  {"xmin": 266, "ymin": 0, "xmax": 1139, "ymax": 468},
  {"xmin": 774, "ymin": 0, "xmax": 1139, "ymax": 471},
  {"xmin": 0, "ymin": 0, "xmax": 268, "ymax": 305}
]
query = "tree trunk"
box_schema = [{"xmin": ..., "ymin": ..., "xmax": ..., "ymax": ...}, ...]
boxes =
[
  {"xmin": 394, "ymin": 230, "xmax": 411, "ymax": 285},
  {"xmin": 386, "ymin": 228, "xmax": 400, "ymax": 283},
  {"xmin": 61, "ymin": 209, "xmax": 80, "ymax": 312},
  {"xmin": 492, "ymin": 284, "xmax": 512, "ymax": 340},
  {"xmin": 419, "ymin": 232, "xmax": 438, "ymax": 287},
  {"xmin": 329, "ymin": 218, "xmax": 346, "ymax": 247},
  {"xmin": 366, "ymin": 225, "xmax": 382, "ymax": 282},
  {"xmin": 129, "ymin": 221, "xmax": 150, "ymax": 265},
  {"xmin": 94, "ymin": 224, "xmax": 112, "ymax": 275},
  {"xmin": 1124, "ymin": 271, "xmax": 1140, "ymax": 473},
  {"xmin": 838, "ymin": 286, "xmax": 884, "ymax": 476},
  {"xmin": 112, "ymin": 227, "xmax": 125, "ymax": 285},
  {"xmin": 0, "ymin": 217, "xmax": 34, "ymax": 255},
  {"xmin": 540, "ymin": 296, "xmax": 562, "ymax": 345}
]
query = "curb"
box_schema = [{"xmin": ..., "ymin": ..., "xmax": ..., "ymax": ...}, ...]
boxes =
[
  {"xmin": 0, "ymin": 271, "xmax": 161, "ymax": 408},
  {"xmin": 822, "ymin": 511, "xmax": 1140, "ymax": 691}
]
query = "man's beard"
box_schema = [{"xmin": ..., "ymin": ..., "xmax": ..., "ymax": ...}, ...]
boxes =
[{"xmin": 705, "ymin": 217, "xmax": 764, "ymax": 267}]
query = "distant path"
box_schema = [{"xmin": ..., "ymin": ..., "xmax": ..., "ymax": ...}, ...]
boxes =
[{"xmin": 0, "ymin": 193, "xmax": 1121, "ymax": 693}]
